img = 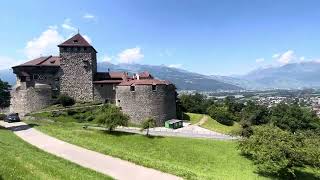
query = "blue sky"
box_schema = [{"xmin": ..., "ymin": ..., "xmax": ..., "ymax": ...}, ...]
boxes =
[{"xmin": 1, "ymin": 0, "xmax": 320, "ymax": 75}]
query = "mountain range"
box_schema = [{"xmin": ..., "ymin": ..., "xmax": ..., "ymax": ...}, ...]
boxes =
[{"xmin": 2, "ymin": 61, "xmax": 320, "ymax": 91}]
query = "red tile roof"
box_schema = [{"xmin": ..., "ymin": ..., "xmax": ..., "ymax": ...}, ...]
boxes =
[
  {"xmin": 58, "ymin": 33, "xmax": 92, "ymax": 47},
  {"xmin": 118, "ymin": 79, "xmax": 172, "ymax": 86},
  {"xmin": 14, "ymin": 56, "xmax": 61, "ymax": 67},
  {"xmin": 93, "ymin": 80, "xmax": 124, "ymax": 84},
  {"xmin": 138, "ymin": 71, "xmax": 153, "ymax": 79}
]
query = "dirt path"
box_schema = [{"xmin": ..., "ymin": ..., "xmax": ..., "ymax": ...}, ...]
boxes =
[
  {"xmin": 0, "ymin": 121, "xmax": 181, "ymax": 180},
  {"xmin": 195, "ymin": 115, "xmax": 208, "ymax": 126}
]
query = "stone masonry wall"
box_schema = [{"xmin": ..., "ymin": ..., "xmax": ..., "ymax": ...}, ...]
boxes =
[
  {"xmin": 59, "ymin": 48, "xmax": 96, "ymax": 102},
  {"xmin": 10, "ymin": 86, "xmax": 53, "ymax": 116},
  {"xmin": 116, "ymin": 84, "xmax": 177, "ymax": 126},
  {"xmin": 93, "ymin": 84, "xmax": 116, "ymax": 103}
]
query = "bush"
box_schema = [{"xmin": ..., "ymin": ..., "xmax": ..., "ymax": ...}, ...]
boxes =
[
  {"xmin": 57, "ymin": 94, "xmax": 75, "ymax": 107},
  {"xmin": 239, "ymin": 125, "xmax": 320, "ymax": 178},
  {"xmin": 96, "ymin": 104, "xmax": 129, "ymax": 132},
  {"xmin": 207, "ymin": 105, "xmax": 234, "ymax": 126},
  {"xmin": 0, "ymin": 113, "xmax": 6, "ymax": 120},
  {"xmin": 66, "ymin": 109, "xmax": 77, "ymax": 116},
  {"xmin": 85, "ymin": 116, "xmax": 94, "ymax": 122}
]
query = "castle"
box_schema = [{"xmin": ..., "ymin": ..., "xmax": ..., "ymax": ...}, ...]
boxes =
[{"xmin": 10, "ymin": 33, "xmax": 177, "ymax": 126}]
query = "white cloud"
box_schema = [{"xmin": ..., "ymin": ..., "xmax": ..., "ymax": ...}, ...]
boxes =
[
  {"xmin": 61, "ymin": 18, "xmax": 77, "ymax": 32},
  {"xmin": 168, "ymin": 64, "xmax": 182, "ymax": 68},
  {"xmin": 0, "ymin": 56, "xmax": 24, "ymax": 70},
  {"xmin": 117, "ymin": 47, "xmax": 144, "ymax": 64},
  {"xmin": 24, "ymin": 26, "xmax": 64, "ymax": 59},
  {"xmin": 83, "ymin": 13, "xmax": 95, "ymax": 19},
  {"xmin": 272, "ymin": 54, "xmax": 280, "ymax": 58},
  {"xmin": 101, "ymin": 55, "xmax": 112, "ymax": 62},
  {"xmin": 276, "ymin": 50, "xmax": 295, "ymax": 64},
  {"xmin": 299, "ymin": 56, "xmax": 305, "ymax": 61},
  {"xmin": 255, "ymin": 58, "xmax": 265, "ymax": 63}
]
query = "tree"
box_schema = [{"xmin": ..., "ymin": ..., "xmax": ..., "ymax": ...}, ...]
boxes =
[
  {"xmin": 140, "ymin": 117, "xmax": 156, "ymax": 136},
  {"xmin": 0, "ymin": 78, "xmax": 11, "ymax": 108},
  {"xmin": 207, "ymin": 105, "xmax": 234, "ymax": 126},
  {"xmin": 240, "ymin": 125, "xmax": 320, "ymax": 178},
  {"xmin": 96, "ymin": 104, "xmax": 129, "ymax": 132},
  {"xmin": 270, "ymin": 102, "xmax": 320, "ymax": 133}
]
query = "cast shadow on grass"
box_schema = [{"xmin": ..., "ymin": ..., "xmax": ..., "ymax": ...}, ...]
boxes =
[
  {"xmin": 8, "ymin": 123, "xmax": 39, "ymax": 132},
  {"xmin": 102, "ymin": 130, "xmax": 164, "ymax": 139}
]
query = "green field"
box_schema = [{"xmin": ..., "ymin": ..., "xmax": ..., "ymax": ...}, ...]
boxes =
[
  {"xmin": 26, "ymin": 120, "xmax": 267, "ymax": 180},
  {"xmin": 0, "ymin": 126, "xmax": 111, "ymax": 180},
  {"xmin": 186, "ymin": 113, "xmax": 241, "ymax": 135}
]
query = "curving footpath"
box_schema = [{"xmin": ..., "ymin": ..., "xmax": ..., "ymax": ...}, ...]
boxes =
[{"xmin": 0, "ymin": 121, "xmax": 181, "ymax": 180}]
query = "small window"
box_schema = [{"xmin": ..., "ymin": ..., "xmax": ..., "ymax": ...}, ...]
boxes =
[
  {"xmin": 73, "ymin": 40, "xmax": 78, "ymax": 43},
  {"xmin": 77, "ymin": 47, "xmax": 80, "ymax": 51},
  {"xmin": 130, "ymin": 86, "xmax": 135, "ymax": 91},
  {"xmin": 118, "ymin": 100, "xmax": 120, "ymax": 103},
  {"xmin": 100, "ymin": 84, "xmax": 103, "ymax": 87},
  {"xmin": 152, "ymin": 85, "xmax": 156, "ymax": 91},
  {"xmin": 84, "ymin": 47, "xmax": 87, "ymax": 51}
]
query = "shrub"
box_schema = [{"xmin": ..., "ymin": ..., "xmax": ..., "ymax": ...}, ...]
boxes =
[
  {"xmin": 57, "ymin": 94, "xmax": 75, "ymax": 107},
  {"xmin": 96, "ymin": 104, "xmax": 129, "ymax": 132},
  {"xmin": 85, "ymin": 116, "xmax": 94, "ymax": 122},
  {"xmin": 239, "ymin": 125, "xmax": 320, "ymax": 178},
  {"xmin": 0, "ymin": 113, "xmax": 6, "ymax": 120},
  {"xmin": 207, "ymin": 105, "xmax": 234, "ymax": 126},
  {"xmin": 67, "ymin": 109, "xmax": 77, "ymax": 116}
]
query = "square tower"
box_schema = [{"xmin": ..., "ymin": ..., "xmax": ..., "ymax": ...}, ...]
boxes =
[{"xmin": 58, "ymin": 33, "xmax": 97, "ymax": 102}]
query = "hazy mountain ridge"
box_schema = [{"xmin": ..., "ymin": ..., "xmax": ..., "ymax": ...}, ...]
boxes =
[{"xmin": 0, "ymin": 63, "xmax": 242, "ymax": 91}]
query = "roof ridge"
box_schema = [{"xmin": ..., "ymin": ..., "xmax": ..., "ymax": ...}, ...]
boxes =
[{"xmin": 36, "ymin": 55, "xmax": 52, "ymax": 65}]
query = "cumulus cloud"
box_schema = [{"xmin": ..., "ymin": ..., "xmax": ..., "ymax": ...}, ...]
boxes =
[
  {"xmin": 101, "ymin": 55, "xmax": 112, "ymax": 62},
  {"xmin": 0, "ymin": 56, "xmax": 24, "ymax": 70},
  {"xmin": 299, "ymin": 56, "xmax": 305, "ymax": 61},
  {"xmin": 83, "ymin": 13, "xmax": 95, "ymax": 20},
  {"xmin": 275, "ymin": 50, "xmax": 296, "ymax": 64},
  {"xmin": 61, "ymin": 18, "xmax": 77, "ymax": 32},
  {"xmin": 168, "ymin": 64, "xmax": 182, "ymax": 68},
  {"xmin": 255, "ymin": 58, "xmax": 265, "ymax": 63},
  {"xmin": 117, "ymin": 47, "xmax": 144, "ymax": 64},
  {"xmin": 24, "ymin": 26, "xmax": 64, "ymax": 59},
  {"xmin": 272, "ymin": 54, "xmax": 280, "ymax": 58}
]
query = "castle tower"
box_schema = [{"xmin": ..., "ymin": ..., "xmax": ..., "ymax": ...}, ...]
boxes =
[{"xmin": 58, "ymin": 34, "xmax": 97, "ymax": 102}]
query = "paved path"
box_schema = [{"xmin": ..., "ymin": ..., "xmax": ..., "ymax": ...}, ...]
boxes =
[
  {"xmin": 0, "ymin": 121, "xmax": 182, "ymax": 180},
  {"xmin": 87, "ymin": 122, "xmax": 237, "ymax": 140}
]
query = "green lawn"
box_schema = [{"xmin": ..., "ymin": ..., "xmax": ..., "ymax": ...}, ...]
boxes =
[
  {"xmin": 0, "ymin": 126, "xmax": 112, "ymax": 180},
  {"xmin": 201, "ymin": 116, "xmax": 241, "ymax": 135},
  {"xmin": 26, "ymin": 120, "xmax": 267, "ymax": 180},
  {"xmin": 184, "ymin": 113, "xmax": 204, "ymax": 124},
  {"xmin": 185, "ymin": 112, "xmax": 241, "ymax": 135}
]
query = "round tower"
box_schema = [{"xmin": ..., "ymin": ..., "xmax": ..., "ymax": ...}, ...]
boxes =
[{"xmin": 116, "ymin": 79, "xmax": 177, "ymax": 126}]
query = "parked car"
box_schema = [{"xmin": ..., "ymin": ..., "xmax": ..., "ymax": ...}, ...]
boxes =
[{"xmin": 4, "ymin": 113, "xmax": 20, "ymax": 123}]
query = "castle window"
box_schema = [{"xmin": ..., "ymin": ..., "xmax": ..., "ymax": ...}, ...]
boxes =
[
  {"xmin": 100, "ymin": 84, "xmax": 104, "ymax": 87},
  {"xmin": 84, "ymin": 47, "xmax": 87, "ymax": 51},
  {"xmin": 130, "ymin": 86, "xmax": 135, "ymax": 92},
  {"xmin": 152, "ymin": 85, "xmax": 156, "ymax": 91}
]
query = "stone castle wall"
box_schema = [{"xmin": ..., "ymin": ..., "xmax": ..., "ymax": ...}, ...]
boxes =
[
  {"xmin": 59, "ymin": 48, "xmax": 96, "ymax": 102},
  {"xmin": 116, "ymin": 84, "xmax": 177, "ymax": 126},
  {"xmin": 93, "ymin": 84, "xmax": 116, "ymax": 103},
  {"xmin": 10, "ymin": 85, "xmax": 53, "ymax": 116}
]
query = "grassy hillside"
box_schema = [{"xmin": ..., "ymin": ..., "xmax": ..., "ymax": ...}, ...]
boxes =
[
  {"xmin": 0, "ymin": 126, "xmax": 111, "ymax": 180},
  {"xmin": 26, "ymin": 120, "xmax": 266, "ymax": 180},
  {"xmin": 186, "ymin": 113, "xmax": 241, "ymax": 135}
]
